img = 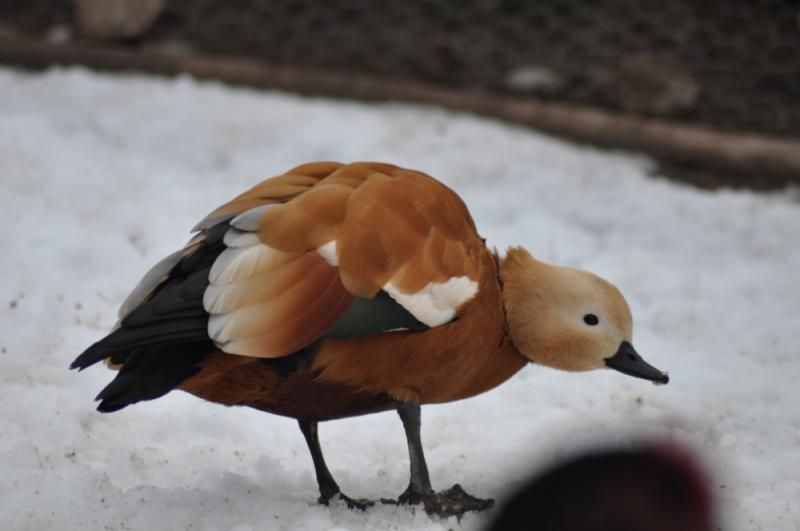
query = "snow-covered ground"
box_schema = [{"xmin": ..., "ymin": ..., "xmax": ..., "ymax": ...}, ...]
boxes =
[{"xmin": 1, "ymin": 67, "xmax": 798, "ymax": 531}]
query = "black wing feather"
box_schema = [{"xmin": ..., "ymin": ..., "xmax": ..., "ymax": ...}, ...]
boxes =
[
  {"xmin": 95, "ymin": 343, "xmax": 207, "ymax": 412},
  {"xmin": 70, "ymin": 223, "xmax": 229, "ymax": 410}
]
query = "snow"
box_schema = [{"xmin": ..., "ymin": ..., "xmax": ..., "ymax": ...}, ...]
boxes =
[{"xmin": 1, "ymin": 66, "xmax": 799, "ymax": 531}]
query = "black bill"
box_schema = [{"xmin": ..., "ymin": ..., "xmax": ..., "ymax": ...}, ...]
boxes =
[{"xmin": 605, "ymin": 341, "xmax": 669, "ymax": 385}]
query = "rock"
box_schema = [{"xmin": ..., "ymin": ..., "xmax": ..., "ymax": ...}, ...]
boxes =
[
  {"xmin": 504, "ymin": 64, "xmax": 564, "ymax": 93},
  {"xmin": 73, "ymin": 0, "xmax": 165, "ymax": 40},
  {"xmin": 606, "ymin": 55, "xmax": 700, "ymax": 116}
]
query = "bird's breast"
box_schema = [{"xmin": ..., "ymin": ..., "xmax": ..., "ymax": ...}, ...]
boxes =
[{"xmin": 312, "ymin": 320, "xmax": 526, "ymax": 405}]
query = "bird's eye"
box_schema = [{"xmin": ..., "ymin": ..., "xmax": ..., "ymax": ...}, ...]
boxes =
[{"xmin": 583, "ymin": 314, "xmax": 599, "ymax": 326}]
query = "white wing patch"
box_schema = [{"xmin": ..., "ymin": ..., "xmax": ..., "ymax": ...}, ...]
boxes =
[
  {"xmin": 208, "ymin": 242, "xmax": 280, "ymax": 285},
  {"xmin": 317, "ymin": 240, "xmax": 338, "ymax": 266},
  {"xmin": 204, "ymin": 204, "xmax": 294, "ymax": 351},
  {"xmin": 230, "ymin": 204, "xmax": 275, "ymax": 231},
  {"xmin": 206, "ymin": 242, "xmax": 277, "ymax": 347},
  {"xmin": 222, "ymin": 227, "xmax": 261, "ymax": 248},
  {"xmin": 383, "ymin": 276, "xmax": 479, "ymax": 327}
]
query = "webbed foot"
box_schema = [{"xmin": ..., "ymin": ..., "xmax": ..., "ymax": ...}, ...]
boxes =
[
  {"xmin": 319, "ymin": 491, "xmax": 375, "ymax": 511},
  {"xmin": 383, "ymin": 484, "xmax": 494, "ymax": 517}
]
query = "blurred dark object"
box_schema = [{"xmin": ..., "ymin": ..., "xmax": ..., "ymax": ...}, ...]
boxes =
[
  {"xmin": 0, "ymin": 0, "xmax": 797, "ymax": 138},
  {"xmin": 73, "ymin": 0, "xmax": 165, "ymax": 40},
  {"xmin": 485, "ymin": 445, "xmax": 715, "ymax": 531}
]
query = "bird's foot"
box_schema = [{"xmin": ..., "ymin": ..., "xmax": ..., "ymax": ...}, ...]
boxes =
[
  {"xmin": 319, "ymin": 491, "xmax": 375, "ymax": 511},
  {"xmin": 383, "ymin": 484, "xmax": 494, "ymax": 517}
]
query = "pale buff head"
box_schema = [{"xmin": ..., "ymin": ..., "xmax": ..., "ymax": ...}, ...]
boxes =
[{"xmin": 500, "ymin": 247, "xmax": 668, "ymax": 384}]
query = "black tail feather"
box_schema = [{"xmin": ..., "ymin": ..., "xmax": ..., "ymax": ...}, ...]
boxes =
[{"xmin": 93, "ymin": 341, "xmax": 210, "ymax": 412}]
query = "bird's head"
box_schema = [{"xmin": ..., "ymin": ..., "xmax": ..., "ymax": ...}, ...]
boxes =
[{"xmin": 500, "ymin": 247, "xmax": 668, "ymax": 384}]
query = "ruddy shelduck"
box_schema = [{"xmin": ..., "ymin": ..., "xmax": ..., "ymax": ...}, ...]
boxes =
[{"xmin": 73, "ymin": 162, "xmax": 668, "ymax": 516}]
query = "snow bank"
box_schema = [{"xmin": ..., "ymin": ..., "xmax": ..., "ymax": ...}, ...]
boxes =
[{"xmin": 1, "ymin": 67, "xmax": 798, "ymax": 530}]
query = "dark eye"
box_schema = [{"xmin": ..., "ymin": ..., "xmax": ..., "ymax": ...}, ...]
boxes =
[{"xmin": 583, "ymin": 314, "xmax": 599, "ymax": 326}]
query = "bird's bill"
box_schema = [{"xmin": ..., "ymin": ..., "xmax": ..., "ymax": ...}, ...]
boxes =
[{"xmin": 605, "ymin": 341, "xmax": 669, "ymax": 385}]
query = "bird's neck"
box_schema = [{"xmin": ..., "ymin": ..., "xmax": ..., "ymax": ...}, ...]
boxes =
[{"xmin": 498, "ymin": 247, "xmax": 556, "ymax": 365}]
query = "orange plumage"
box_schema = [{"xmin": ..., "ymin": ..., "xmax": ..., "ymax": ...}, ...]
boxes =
[{"xmin": 73, "ymin": 161, "xmax": 668, "ymax": 516}]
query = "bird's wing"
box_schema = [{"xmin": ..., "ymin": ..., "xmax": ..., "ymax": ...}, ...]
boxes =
[
  {"xmin": 75, "ymin": 162, "xmax": 485, "ymax": 366},
  {"xmin": 201, "ymin": 162, "xmax": 485, "ymax": 358}
]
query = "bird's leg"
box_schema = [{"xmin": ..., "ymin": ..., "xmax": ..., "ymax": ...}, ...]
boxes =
[
  {"xmin": 396, "ymin": 402, "xmax": 434, "ymax": 503},
  {"xmin": 297, "ymin": 420, "xmax": 373, "ymax": 510},
  {"xmin": 297, "ymin": 420, "xmax": 339, "ymax": 503},
  {"xmin": 387, "ymin": 402, "xmax": 495, "ymax": 517}
]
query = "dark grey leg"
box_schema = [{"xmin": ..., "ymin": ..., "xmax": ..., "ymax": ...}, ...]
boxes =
[
  {"xmin": 396, "ymin": 402, "xmax": 434, "ymax": 502},
  {"xmin": 298, "ymin": 420, "xmax": 340, "ymax": 503},
  {"xmin": 298, "ymin": 420, "xmax": 374, "ymax": 510},
  {"xmin": 390, "ymin": 402, "xmax": 495, "ymax": 517}
]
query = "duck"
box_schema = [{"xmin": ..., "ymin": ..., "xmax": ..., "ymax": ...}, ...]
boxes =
[{"xmin": 71, "ymin": 161, "xmax": 669, "ymax": 517}]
